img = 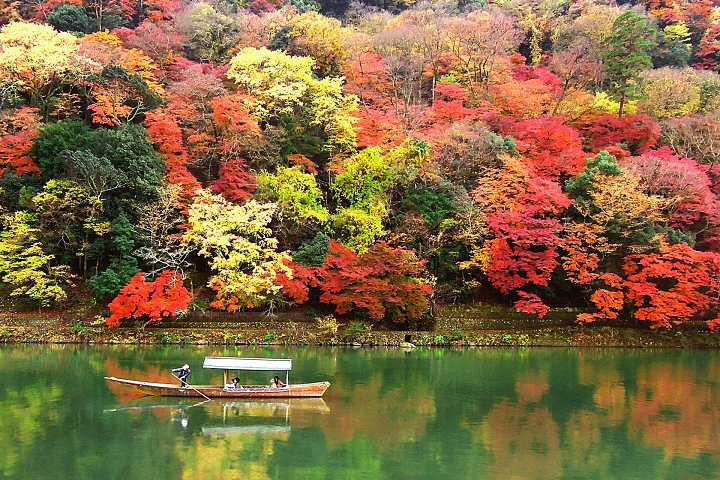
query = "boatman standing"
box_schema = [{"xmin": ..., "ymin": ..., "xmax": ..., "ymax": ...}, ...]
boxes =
[{"xmin": 172, "ymin": 364, "xmax": 191, "ymax": 387}]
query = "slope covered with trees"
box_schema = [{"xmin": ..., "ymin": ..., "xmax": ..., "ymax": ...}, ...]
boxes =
[{"xmin": 0, "ymin": 0, "xmax": 718, "ymax": 330}]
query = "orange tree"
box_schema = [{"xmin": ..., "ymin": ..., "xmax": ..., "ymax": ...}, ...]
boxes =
[
  {"xmin": 106, "ymin": 270, "xmax": 192, "ymax": 327},
  {"xmin": 562, "ymin": 151, "xmax": 720, "ymax": 328}
]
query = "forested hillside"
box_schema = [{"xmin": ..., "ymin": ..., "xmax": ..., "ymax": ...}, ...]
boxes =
[{"xmin": 0, "ymin": 0, "xmax": 718, "ymax": 329}]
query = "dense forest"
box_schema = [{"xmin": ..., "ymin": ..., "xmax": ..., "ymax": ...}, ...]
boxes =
[{"xmin": 0, "ymin": 0, "xmax": 718, "ymax": 329}]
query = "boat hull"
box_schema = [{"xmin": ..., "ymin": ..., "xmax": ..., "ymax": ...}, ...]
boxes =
[{"xmin": 105, "ymin": 376, "xmax": 330, "ymax": 398}]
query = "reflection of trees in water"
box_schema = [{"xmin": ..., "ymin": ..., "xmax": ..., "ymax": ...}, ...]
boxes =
[
  {"xmin": 629, "ymin": 361, "xmax": 720, "ymax": 459},
  {"xmin": 482, "ymin": 400, "xmax": 562, "ymax": 479},
  {"xmin": 319, "ymin": 373, "xmax": 435, "ymax": 450},
  {"xmin": 433, "ymin": 350, "xmax": 720, "ymax": 480},
  {"xmin": 577, "ymin": 352, "xmax": 627, "ymax": 426},
  {"xmin": 577, "ymin": 351, "xmax": 720, "ymax": 460},
  {"xmin": 174, "ymin": 433, "xmax": 285, "ymax": 480},
  {"xmin": 6, "ymin": 347, "xmax": 720, "ymax": 479},
  {"xmin": 0, "ymin": 382, "xmax": 63, "ymax": 477}
]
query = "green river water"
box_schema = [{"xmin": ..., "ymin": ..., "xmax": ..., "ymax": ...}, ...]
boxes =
[{"xmin": 1, "ymin": 344, "xmax": 719, "ymax": 479}]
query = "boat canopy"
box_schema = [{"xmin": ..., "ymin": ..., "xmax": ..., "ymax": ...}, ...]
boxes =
[{"xmin": 203, "ymin": 357, "xmax": 292, "ymax": 372}]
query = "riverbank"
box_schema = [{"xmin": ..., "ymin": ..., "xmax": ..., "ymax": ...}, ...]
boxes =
[{"xmin": 1, "ymin": 304, "xmax": 718, "ymax": 348}]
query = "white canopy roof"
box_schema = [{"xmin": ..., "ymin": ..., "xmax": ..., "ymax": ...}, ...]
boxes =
[{"xmin": 203, "ymin": 357, "xmax": 292, "ymax": 371}]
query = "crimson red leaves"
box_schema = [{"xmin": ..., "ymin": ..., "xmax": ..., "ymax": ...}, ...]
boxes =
[
  {"xmin": 579, "ymin": 242, "xmax": 720, "ymax": 328},
  {"xmin": 277, "ymin": 240, "xmax": 434, "ymax": 323},
  {"xmin": 106, "ymin": 271, "xmax": 192, "ymax": 328}
]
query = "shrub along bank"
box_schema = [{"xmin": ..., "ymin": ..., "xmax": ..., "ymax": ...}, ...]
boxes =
[{"xmin": 1, "ymin": 305, "xmax": 718, "ymax": 348}]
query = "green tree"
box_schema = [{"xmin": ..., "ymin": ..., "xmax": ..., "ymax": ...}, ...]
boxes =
[
  {"xmin": 0, "ymin": 172, "xmax": 43, "ymax": 211},
  {"xmin": 89, "ymin": 123, "xmax": 165, "ymax": 208},
  {"xmin": 61, "ymin": 150, "xmax": 128, "ymax": 201},
  {"xmin": 601, "ymin": 11, "xmax": 658, "ymax": 118},
  {"xmin": 0, "ymin": 212, "xmax": 72, "ymax": 306},
  {"xmin": 32, "ymin": 120, "xmax": 94, "ymax": 180},
  {"xmin": 48, "ymin": 4, "xmax": 91, "ymax": 34},
  {"xmin": 256, "ymin": 166, "xmax": 329, "ymax": 245},
  {"xmin": 292, "ymin": 231, "xmax": 330, "ymax": 266},
  {"xmin": 86, "ymin": 256, "xmax": 139, "ymax": 297},
  {"xmin": 653, "ymin": 22, "xmax": 691, "ymax": 68},
  {"xmin": 86, "ymin": 214, "xmax": 141, "ymax": 297}
]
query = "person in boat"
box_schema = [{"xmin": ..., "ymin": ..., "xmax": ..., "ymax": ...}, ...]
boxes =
[
  {"xmin": 270, "ymin": 376, "xmax": 286, "ymax": 388},
  {"xmin": 224, "ymin": 377, "xmax": 242, "ymax": 390},
  {"xmin": 172, "ymin": 364, "xmax": 191, "ymax": 387}
]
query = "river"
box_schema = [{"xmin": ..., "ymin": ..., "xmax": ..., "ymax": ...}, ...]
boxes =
[{"xmin": 1, "ymin": 345, "xmax": 719, "ymax": 479}]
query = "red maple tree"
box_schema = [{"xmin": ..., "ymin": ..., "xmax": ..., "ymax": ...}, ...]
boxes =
[
  {"xmin": 586, "ymin": 114, "xmax": 661, "ymax": 157},
  {"xmin": 578, "ymin": 240, "xmax": 720, "ymax": 329},
  {"xmin": 106, "ymin": 270, "xmax": 192, "ymax": 328},
  {"xmin": 144, "ymin": 111, "xmax": 201, "ymax": 201},
  {"xmin": 277, "ymin": 240, "xmax": 434, "ymax": 323},
  {"xmin": 499, "ymin": 115, "xmax": 587, "ymax": 180},
  {"xmin": 472, "ymin": 157, "xmax": 572, "ymax": 317},
  {"xmin": 0, "ymin": 107, "xmax": 41, "ymax": 177}
]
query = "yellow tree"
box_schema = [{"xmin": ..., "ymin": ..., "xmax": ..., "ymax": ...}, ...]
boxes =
[
  {"xmin": 285, "ymin": 11, "xmax": 350, "ymax": 78},
  {"xmin": 0, "ymin": 212, "xmax": 73, "ymax": 307},
  {"xmin": 0, "ymin": 22, "xmax": 97, "ymax": 120},
  {"xmin": 330, "ymin": 146, "xmax": 393, "ymax": 253},
  {"xmin": 639, "ymin": 67, "xmax": 717, "ymax": 119},
  {"xmin": 226, "ymin": 47, "xmax": 357, "ymax": 159},
  {"xmin": 183, "ymin": 189, "xmax": 290, "ymax": 311}
]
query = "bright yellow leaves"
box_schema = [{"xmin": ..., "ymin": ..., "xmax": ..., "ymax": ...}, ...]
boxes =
[
  {"xmin": 227, "ymin": 47, "xmax": 315, "ymax": 118},
  {"xmin": 0, "ymin": 22, "xmax": 97, "ymax": 119},
  {"xmin": 226, "ymin": 47, "xmax": 357, "ymax": 158},
  {"xmin": 574, "ymin": 171, "xmax": 671, "ymax": 235},
  {"xmin": 184, "ymin": 190, "xmax": 290, "ymax": 311}
]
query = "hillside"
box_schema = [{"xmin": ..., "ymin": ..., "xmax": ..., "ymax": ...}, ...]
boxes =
[{"xmin": 0, "ymin": 0, "xmax": 718, "ymax": 332}]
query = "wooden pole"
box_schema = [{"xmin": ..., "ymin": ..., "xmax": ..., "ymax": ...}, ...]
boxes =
[{"xmin": 171, "ymin": 373, "xmax": 211, "ymax": 401}]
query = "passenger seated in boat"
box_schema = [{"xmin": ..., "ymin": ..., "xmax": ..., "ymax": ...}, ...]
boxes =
[
  {"xmin": 270, "ymin": 376, "xmax": 286, "ymax": 388},
  {"xmin": 224, "ymin": 377, "xmax": 242, "ymax": 391}
]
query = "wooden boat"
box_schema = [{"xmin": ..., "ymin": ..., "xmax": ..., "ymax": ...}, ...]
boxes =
[{"xmin": 105, "ymin": 356, "xmax": 330, "ymax": 398}]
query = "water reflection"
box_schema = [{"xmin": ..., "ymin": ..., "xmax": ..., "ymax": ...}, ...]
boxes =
[
  {"xmin": 106, "ymin": 397, "xmax": 329, "ymax": 436},
  {"xmin": 1, "ymin": 345, "xmax": 720, "ymax": 480}
]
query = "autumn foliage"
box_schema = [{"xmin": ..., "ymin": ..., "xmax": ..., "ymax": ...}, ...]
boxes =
[
  {"xmin": 469, "ymin": 156, "xmax": 571, "ymax": 317},
  {"xmin": 0, "ymin": 107, "xmax": 41, "ymax": 176},
  {"xmin": 106, "ymin": 270, "xmax": 192, "ymax": 328},
  {"xmin": 277, "ymin": 240, "xmax": 434, "ymax": 323},
  {"xmin": 577, "ymin": 239, "xmax": 720, "ymax": 329},
  {"xmin": 0, "ymin": 1, "xmax": 718, "ymax": 331},
  {"xmin": 586, "ymin": 114, "xmax": 661, "ymax": 157}
]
